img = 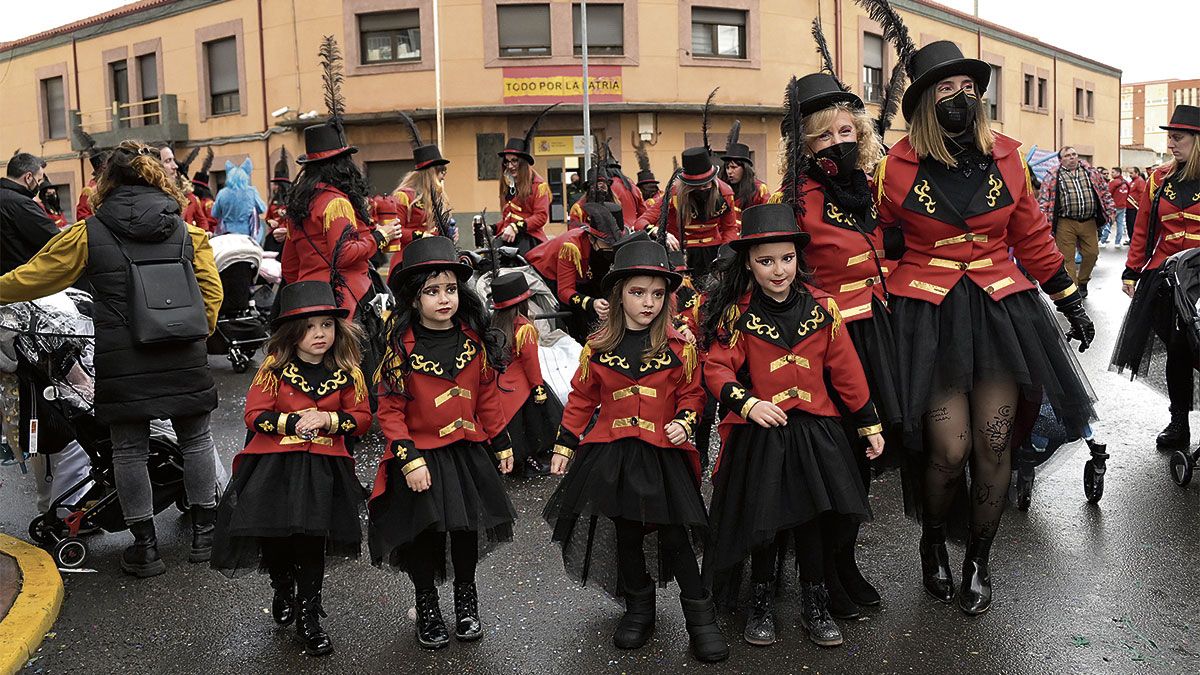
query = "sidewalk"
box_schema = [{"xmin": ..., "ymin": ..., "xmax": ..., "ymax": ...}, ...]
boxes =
[{"xmin": 0, "ymin": 535, "xmax": 63, "ymax": 675}]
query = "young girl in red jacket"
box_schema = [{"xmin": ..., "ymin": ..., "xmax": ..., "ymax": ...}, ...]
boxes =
[
  {"xmin": 211, "ymin": 281, "xmax": 372, "ymax": 657},
  {"xmin": 543, "ymin": 240, "xmax": 729, "ymax": 663},
  {"xmin": 489, "ymin": 271, "xmax": 564, "ymax": 475},
  {"xmin": 367, "ymin": 236, "xmax": 517, "ymax": 651},
  {"xmin": 700, "ymin": 204, "xmax": 884, "ymax": 649}
]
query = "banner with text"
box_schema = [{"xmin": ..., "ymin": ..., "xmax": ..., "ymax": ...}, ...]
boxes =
[{"xmin": 502, "ymin": 65, "xmax": 623, "ymax": 104}]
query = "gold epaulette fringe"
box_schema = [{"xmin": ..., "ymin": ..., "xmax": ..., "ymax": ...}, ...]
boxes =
[
  {"xmin": 350, "ymin": 367, "xmax": 368, "ymax": 403},
  {"xmin": 1020, "ymin": 155, "xmax": 1034, "ymax": 197},
  {"xmin": 252, "ymin": 354, "xmax": 280, "ymax": 396},
  {"xmin": 682, "ymin": 341, "xmax": 698, "ymax": 383},
  {"xmin": 577, "ymin": 344, "xmax": 593, "ymax": 381},
  {"xmin": 681, "ymin": 276, "xmax": 695, "ymax": 291},
  {"xmin": 560, "ymin": 242, "xmax": 584, "ymax": 277},
  {"xmin": 826, "ymin": 298, "xmax": 843, "ymax": 341},
  {"xmin": 323, "ymin": 196, "xmax": 357, "ymax": 232},
  {"xmin": 515, "ymin": 322, "xmax": 539, "ymax": 356},
  {"xmin": 874, "ymin": 156, "xmax": 889, "ymax": 204},
  {"xmin": 373, "ymin": 348, "xmax": 406, "ymax": 394},
  {"xmin": 721, "ymin": 304, "xmax": 742, "ymax": 347}
]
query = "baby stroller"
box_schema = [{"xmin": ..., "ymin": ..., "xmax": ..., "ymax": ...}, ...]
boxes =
[
  {"xmin": 208, "ymin": 234, "xmax": 271, "ymax": 373},
  {"xmin": 1012, "ymin": 399, "xmax": 1109, "ymax": 509},
  {"xmin": 1163, "ymin": 248, "xmax": 1200, "ymax": 487},
  {"xmin": 0, "ymin": 291, "xmax": 188, "ymax": 570}
]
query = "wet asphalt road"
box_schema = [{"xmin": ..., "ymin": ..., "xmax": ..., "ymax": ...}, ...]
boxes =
[{"xmin": 3, "ymin": 245, "xmax": 1200, "ymax": 674}]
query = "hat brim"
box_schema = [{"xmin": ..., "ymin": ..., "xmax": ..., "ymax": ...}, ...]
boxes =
[
  {"xmin": 797, "ymin": 90, "xmax": 865, "ymax": 116},
  {"xmin": 1160, "ymin": 123, "xmax": 1200, "ymax": 133},
  {"xmin": 270, "ymin": 177, "xmax": 292, "ymax": 184},
  {"xmin": 636, "ymin": 179, "xmax": 659, "ymax": 186},
  {"xmin": 492, "ymin": 287, "xmax": 535, "ymax": 309},
  {"xmin": 272, "ymin": 305, "xmax": 349, "ymax": 328},
  {"xmin": 387, "ymin": 259, "xmax": 474, "ymax": 291},
  {"xmin": 902, "ymin": 58, "xmax": 991, "ymax": 121},
  {"xmin": 498, "ymin": 150, "xmax": 534, "ymax": 165},
  {"xmin": 720, "ymin": 154, "xmax": 753, "ymax": 166},
  {"xmin": 601, "ymin": 266, "xmax": 683, "ymax": 294},
  {"xmin": 415, "ymin": 158, "xmax": 450, "ymax": 170},
  {"xmin": 728, "ymin": 231, "xmax": 812, "ymax": 251},
  {"xmin": 297, "ymin": 146, "xmax": 358, "ymax": 164},
  {"xmin": 679, "ymin": 165, "xmax": 718, "ymax": 186}
]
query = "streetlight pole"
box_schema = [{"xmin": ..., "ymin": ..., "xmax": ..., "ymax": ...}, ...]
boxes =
[
  {"xmin": 433, "ymin": 0, "xmax": 444, "ymax": 147},
  {"xmin": 581, "ymin": 0, "xmax": 591, "ymax": 176}
]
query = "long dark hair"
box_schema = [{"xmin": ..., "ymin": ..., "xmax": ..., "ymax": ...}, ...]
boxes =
[
  {"xmin": 378, "ymin": 267, "xmax": 508, "ymax": 395},
  {"xmin": 286, "ymin": 155, "xmax": 372, "ymax": 227},
  {"xmin": 491, "ymin": 299, "xmax": 529, "ymax": 364},
  {"xmin": 721, "ymin": 160, "xmax": 758, "ymax": 208},
  {"xmin": 699, "ymin": 244, "xmax": 811, "ymax": 350}
]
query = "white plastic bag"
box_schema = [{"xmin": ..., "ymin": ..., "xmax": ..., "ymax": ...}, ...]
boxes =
[{"xmin": 537, "ymin": 329, "xmax": 583, "ymax": 405}]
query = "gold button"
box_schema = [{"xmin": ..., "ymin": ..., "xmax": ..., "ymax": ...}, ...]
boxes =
[
  {"xmin": 965, "ymin": 233, "xmax": 976, "ymax": 241},
  {"xmin": 866, "ymin": 278, "xmax": 876, "ymax": 285},
  {"xmin": 957, "ymin": 262, "xmax": 968, "ymax": 271},
  {"xmin": 630, "ymin": 417, "xmax": 639, "ymax": 425},
  {"xmin": 454, "ymin": 419, "xmax": 463, "ymax": 429},
  {"xmin": 985, "ymin": 285, "xmax": 995, "ymax": 294},
  {"xmin": 450, "ymin": 387, "xmax": 459, "ymax": 395},
  {"xmin": 789, "ymin": 388, "xmax": 798, "ymax": 396}
]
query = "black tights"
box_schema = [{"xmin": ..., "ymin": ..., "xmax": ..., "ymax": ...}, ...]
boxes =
[
  {"xmin": 407, "ymin": 530, "xmax": 479, "ymax": 592},
  {"xmin": 262, "ymin": 535, "xmax": 326, "ymax": 597},
  {"xmin": 922, "ymin": 378, "xmax": 1020, "ymax": 540},
  {"xmin": 612, "ymin": 517, "xmax": 704, "ymax": 599},
  {"xmin": 1165, "ymin": 325, "xmax": 1195, "ymax": 413},
  {"xmin": 750, "ymin": 518, "xmax": 825, "ymax": 584}
]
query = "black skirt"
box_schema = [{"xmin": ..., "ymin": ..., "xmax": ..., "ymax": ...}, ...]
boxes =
[
  {"xmin": 367, "ymin": 440, "xmax": 516, "ymax": 581},
  {"xmin": 211, "ymin": 452, "xmax": 366, "ymax": 576},
  {"xmin": 846, "ymin": 296, "xmax": 904, "ymax": 430},
  {"xmin": 1110, "ymin": 266, "xmax": 1200, "ymax": 407},
  {"xmin": 506, "ymin": 389, "xmax": 565, "ymax": 469},
  {"xmin": 543, "ymin": 438, "xmax": 708, "ymax": 600},
  {"xmin": 703, "ymin": 411, "xmax": 870, "ymax": 583}
]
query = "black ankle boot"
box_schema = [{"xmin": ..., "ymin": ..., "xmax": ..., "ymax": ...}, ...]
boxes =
[
  {"xmin": 836, "ymin": 543, "xmax": 882, "ymax": 607},
  {"xmin": 919, "ymin": 527, "xmax": 954, "ymax": 603},
  {"xmin": 680, "ymin": 592, "xmax": 729, "ymax": 663},
  {"xmin": 415, "ymin": 588, "xmax": 450, "ymax": 650},
  {"xmin": 189, "ymin": 506, "xmax": 217, "ymax": 563},
  {"xmin": 269, "ymin": 568, "xmax": 296, "ymax": 626},
  {"xmin": 613, "ymin": 581, "xmax": 656, "ymax": 649},
  {"xmin": 742, "ymin": 582, "xmax": 776, "ymax": 646},
  {"xmin": 295, "ymin": 594, "xmax": 333, "ymax": 656},
  {"xmin": 958, "ymin": 535, "xmax": 994, "ymax": 616},
  {"xmin": 798, "ymin": 581, "xmax": 843, "ymax": 647},
  {"xmin": 823, "ymin": 548, "xmax": 861, "ymax": 620},
  {"xmin": 121, "ymin": 518, "xmax": 166, "ymax": 578},
  {"xmin": 1157, "ymin": 412, "xmax": 1190, "ymax": 450},
  {"xmin": 453, "ymin": 581, "xmax": 483, "ymax": 641}
]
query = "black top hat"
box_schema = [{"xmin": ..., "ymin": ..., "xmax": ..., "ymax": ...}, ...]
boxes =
[
  {"xmin": 387, "ymin": 236, "xmax": 473, "ymax": 291},
  {"xmin": 601, "ymin": 240, "xmax": 683, "ymax": 293},
  {"xmin": 730, "ymin": 203, "xmax": 811, "ymax": 250},
  {"xmin": 272, "ymin": 150, "xmax": 292, "ymax": 184},
  {"xmin": 721, "ymin": 142, "xmax": 754, "ymax": 166},
  {"xmin": 793, "ymin": 73, "xmax": 864, "ymax": 115},
  {"xmin": 636, "ymin": 169, "xmax": 658, "ymax": 186},
  {"xmin": 668, "ymin": 249, "xmax": 689, "ymax": 273},
  {"xmin": 902, "ymin": 41, "xmax": 991, "ymax": 121},
  {"xmin": 679, "ymin": 147, "xmax": 718, "ymax": 186},
  {"xmin": 298, "ymin": 122, "xmax": 358, "ymax": 164},
  {"xmin": 580, "ymin": 202, "xmax": 624, "ymax": 244},
  {"xmin": 192, "ymin": 171, "xmax": 210, "ymax": 190},
  {"xmin": 714, "ymin": 243, "xmax": 736, "ymax": 265},
  {"xmin": 491, "ymin": 272, "xmax": 533, "ymax": 310},
  {"xmin": 413, "ymin": 144, "xmax": 450, "ymax": 170},
  {"xmin": 1161, "ymin": 104, "xmax": 1200, "ymax": 134},
  {"xmin": 88, "ymin": 151, "xmax": 107, "ymax": 172},
  {"xmin": 498, "ymin": 138, "xmax": 534, "ymax": 165},
  {"xmin": 273, "ymin": 280, "xmax": 349, "ymax": 327}
]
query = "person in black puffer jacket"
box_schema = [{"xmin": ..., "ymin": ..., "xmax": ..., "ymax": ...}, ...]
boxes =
[{"xmin": 0, "ymin": 140, "xmax": 224, "ymax": 578}]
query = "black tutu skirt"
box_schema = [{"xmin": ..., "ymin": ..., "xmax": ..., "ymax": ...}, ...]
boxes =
[
  {"xmin": 703, "ymin": 411, "xmax": 870, "ymax": 588},
  {"xmin": 506, "ymin": 389, "xmax": 565, "ymax": 469},
  {"xmin": 1110, "ymin": 266, "xmax": 1200, "ymax": 407},
  {"xmin": 211, "ymin": 452, "xmax": 366, "ymax": 576},
  {"xmin": 368, "ymin": 440, "xmax": 516, "ymax": 581},
  {"xmin": 543, "ymin": 438, "xmax": 708, "ymax": 600},
  {"xmin": 846, "ymin": 297, "xmax": 903, "ymax": 429}
]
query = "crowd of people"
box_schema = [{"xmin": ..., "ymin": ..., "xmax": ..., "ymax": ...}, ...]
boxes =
[{"xmin": 2, "ymin": 2, "xmax": 1199, "ymax": 665}]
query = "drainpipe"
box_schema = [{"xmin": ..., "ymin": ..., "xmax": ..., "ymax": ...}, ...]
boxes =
[
  {"xmin": 833, "ymin": 0, "xmax": 842, "ymax": 74},
  {"xmin": 257, "ymin": 0, "xmax": 270, "ymax": 192},
  {"xmin": 1053, "ymin": 54, "xmax": 1059, "ymax": 150},
  {"xmin": 71, "ymin": 35, "xmax": 84, "ymax": 193}
]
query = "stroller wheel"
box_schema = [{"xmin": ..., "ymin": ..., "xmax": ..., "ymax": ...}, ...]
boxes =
[
  {"xmin": 53, "ymin": 538, "xmax": 88, "ymax": 569},
  {"xmin": 1170, "ymin": 451, "xmax": 1194, "ymax": 487},
  {"xmin": 1083, "ymin": 460, "xmax": 1105, "ymax": 503},
  {"xmin": 29, "ymin": 514, "xmax": 60, "ymax": 546}
]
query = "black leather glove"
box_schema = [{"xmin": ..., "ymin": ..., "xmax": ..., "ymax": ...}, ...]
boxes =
[{"xmin": 1055, "ymin": 296, "xmax": 1094, "ymax": 353}]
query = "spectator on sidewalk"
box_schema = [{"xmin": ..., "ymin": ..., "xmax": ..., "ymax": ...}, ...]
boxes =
[
  {"xmin": 1106, "ymin": 166, "xmax": 1130, "ymax": 246},
  {"xmin": 1037, "ymin": 146, "xmax": 1116, "ymax": 298},
  {"xmin": 1125, "ymin": 167, "xmax": 1147, "ymax": 247}
]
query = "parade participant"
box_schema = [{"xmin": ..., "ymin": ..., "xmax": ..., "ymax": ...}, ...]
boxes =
[
  {"xmin": 490, "ymin": 272, "xmax": 563, "ymax": 475},
  {"xmin": 368, "ymin": 235, "xmax": 517, "ymax": 650},
  {"xmin": 191, "ymin": 147, "xmax": 217, "ymax": 229},
  {"xmin": 72, "ymin": 128, "xmax": 106, "ymax": 220},
  {"xmin": 700, "ymin": 203, "xmax": 884, "ymax": 648},
  {"xmin": 567, "ymin": 161, "xmax": 619, "ymax": 229},
  {"xmin": 543, "ymin": 240, "xmax": 727, "ymax": 663},
  {"xmin": 210, "ymin": 281, "xmax": 370, "ymax": 657},
  {"xmin": 1106, "ymin": 166, "xmax": 1129, "ymax": 247},
  {"xmin": 0, "ymin": 140, "xmax": 223, "ymax": 578},
  {"xmin": 869, "ymin": 27, "xmax": 1096, "ymax": 614},
  {"xmin": 1126, "ymin": 166, "xmax": 1148, "ymax": 246},
  {"xmin": 174, "ymin": 146, "xmax": 215, "ymax": 233},
  {"xmin": 496, "ymin": 104, "xmax": 558, "ymax": 255},
  {"xmin": 389, "ymin": 111, "xmax": 452, "ymax": 270},
  {"xmin": 720, "ymin": 121, "xmax": 772, "ymax": 227},
  {"xmin": 775, "ymin": 70, "xmax": 903, "ymax": 619},
  {"xmin": 211, "ymin": 158, "xmax": 268, "ymax": 241},
  {"xmin": 36, "ymin": 179, "xmax": 68, "ymax": 229},
  {"xmin": 265, "ymin": 149, "xmax": 292, "ymax": 256},
  {"xmin": 1112, "ymin": 104, "xmax": 1200, "ymax": 451},
  {"xmin": 526, "ymin": 202, "xmax": 627, "ymax": 342},
  {"xmin": 602, "ymin": 149, "xmax": 647, "ymax": 228},
  {"xmin": 634, "ymin": 141, "xmax": 663, "ymax": 207},
  {"xmin": 635, "ymin": 147, "xmax": 737, "ymax": 277}
]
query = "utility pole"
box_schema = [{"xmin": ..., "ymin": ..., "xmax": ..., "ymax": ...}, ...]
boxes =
[
  {"xmin": 581, "ymin": 0, "xmax": 592, "ymax": 176},
  {"xmin": 433, "ymin": 0, "xmax": 444, "ymax": 146}
]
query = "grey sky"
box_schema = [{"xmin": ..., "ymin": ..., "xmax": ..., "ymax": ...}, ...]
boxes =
[{"xmin": 0, "ymin": 0, "xmax": 1191, "ymax": 83}]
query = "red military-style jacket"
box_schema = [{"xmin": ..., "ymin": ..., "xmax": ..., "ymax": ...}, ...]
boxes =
[
  {"xmin": 876, "ymin": 133, "xmax": 1075, "ymax": 305},
  {"xmin": 281, "ymin": 184, "xmax": 381, "ymax": 318},
  {"xmin": 497, "ymin": 316, "xmax": 550, "ymax": 427},
  {"xmin": 553, "ymin": 329, "xmax": 705, "ymax": 480},
  {"xmin": 567, "ymin": 195, "xmax": 623, "ymax": 230},
  {"xmin": 386, "ymin": 187, "xmax": 441, "ymax": 272},
  {"xmin": 525, "ymin": 227, "xmax": 602, "ymax": 312},
  {"xmin": 75, "ymin": 180, "xmax": 96, "ymax": 220},
  {"xmin": 642, "ymin": 189, "xmax": 665, "ymax": 214},
  {"xmin": 732, "ymin": 179, "xmax": 772, "ymax": 228},
  {"xmin": 184, "ymin": 192, "xmax": 216, "ymax": 233},
  {"xmin": 674, "ymin": 280, "xmax": 703, "ymax": 338},
  {"xmin": 238, "ymin": 359, "xmax": 372, "ymax": 471},
  {"xmin": 635, "ymin": 180, "xmax": 738, "ymax": 249},
  {"xmin": 1125, "ymin": 163, "xmax": 1200, "ymax": 277},
  {"xmin": 265, "ymin": 201, "xmax": 288, "ymax": 227},
  {"xmin": 704, "ymin": 286, "xmax": 880, "ymax": 475},
  {"xmin": 39, "ymin": 203, "xmax": 68, "ymax": 229},
  {"xmin": 608, "ymin": 176, "xmax": 646, "ymax": 228},
  {"xmin": 498, "ymin": 173, "xmax": 552, "ymax": 244},
  {"xmin": 370, "ymin": 324, "xmax": 513, "ymax": 500}
]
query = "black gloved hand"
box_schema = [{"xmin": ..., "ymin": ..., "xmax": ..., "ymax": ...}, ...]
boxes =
[{"xmin": 1055, "ymin": 296, "xmax": 1094, "ymax": 352}]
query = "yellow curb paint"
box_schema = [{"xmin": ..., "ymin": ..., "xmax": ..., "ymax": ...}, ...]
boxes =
[{"xmin": 0, "ymin": 535, "xmax": 63, "ymax": 675}]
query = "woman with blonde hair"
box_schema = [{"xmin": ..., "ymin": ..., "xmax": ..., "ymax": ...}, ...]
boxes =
[{"xmin": 389, "ymin": 112, "xmax": 452, "ymax": 271}]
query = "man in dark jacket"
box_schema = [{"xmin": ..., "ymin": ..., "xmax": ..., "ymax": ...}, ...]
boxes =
[{"xmin": 1, "ymin": 153, "xmax": 59, "ymax": 275}]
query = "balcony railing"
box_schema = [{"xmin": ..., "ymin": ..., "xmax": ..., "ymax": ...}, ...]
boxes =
[{"xmin": 70, "ymin": 94, "xmax": 188, "ymax": 150}]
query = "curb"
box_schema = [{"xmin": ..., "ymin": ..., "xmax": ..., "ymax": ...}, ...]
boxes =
[{"xmin": 0, "ymin": 535, "xmax": 63, "ymax": 675}]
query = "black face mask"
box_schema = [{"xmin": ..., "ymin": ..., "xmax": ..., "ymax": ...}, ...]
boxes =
[
  {"xmin": 813, "ymin": 141, "xmax": 860, "ymax": 180},
  {"xmin": 935, "ymin": 88, "xmax": 979, "ymax": 135}
]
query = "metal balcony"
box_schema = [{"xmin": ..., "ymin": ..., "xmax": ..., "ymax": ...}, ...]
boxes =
[{"xmin": 69, "ymin": 94, "xmax": 188, "ymax": 149}]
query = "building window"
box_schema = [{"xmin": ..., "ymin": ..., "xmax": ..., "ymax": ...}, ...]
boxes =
[
  {"xmin": 862, "ymin": 33, "xmax": 884, "ymax": 104},
  {"xmin": 205, "ymin": 37, "xmax": 240, "ymax": 116},
  {"xmin": 497, "ymin": 4, "xmax": 551, "ymax": 57},
  {"xmin": 984, "ymin": 64, "xmax": 1001, "ymax": 120},
  {"xmin": 111, "ymin": 61, "xmax": 130, "ymax": 128},
  {"xmin": 41, "ymin": 77, "xmax": 67, "ymax": 140},
  {"xmin": 366, "ymin": 160, "xmax": 415, "ymax": 195},
  {"xmin": 572, "ymin": 4, "xmax": 623, "ymax": 56},
  {"xmin": 477, "ymin": 133, "xmax": 505, "ymax": 180},
  {"xmin": 691, "ymin": 7, "xmax": 746, "ymax": 59},
  {"xmin": 1023, "ymin": 73, "xmax": 1034, "ymax": 107},
  {"xmin": 1086, "ymin": 89, "xmax": 1094, "ymax": 119},
  {"xmin": 137, "ymin": 53, "xmax": 159, "ymax": 125},
  {"xmin": 1037, "ymin": 77, "xmax": 1048, "ymax": 110},
  {"xmin": 359, "ymin": 10, "xmax": 421, "ymax": 64}
]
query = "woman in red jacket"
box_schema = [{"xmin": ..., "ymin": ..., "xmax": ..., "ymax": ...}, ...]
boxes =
[
  {"xmin": 496, "ymin": 105, "xmax": 558, "ymax": 255},
  {"xmin": 211, "ymin": 281, "xmax": 372, "ymax": 657},
  {"xmin": 720, "ymin": 122, "xmax": 772, "ymax": 228},
  {"xmin": 368, "ymin": 236, "xmax": 516, "ymax": 650},
  {"xmin": 1126, "ymin": 167, "xmax": 1148, "ymax": 246},
  {"xmin": 700, "ymin": 204, "xmax": 884, "ymax": 648},
  {"xmin": 1112, "ymin": 105, "xmax": 1200, "ymax": 451},
  {"xmin": 876, "ymin": 41, "xmax": 1096, "ymax": 615},
  {"xmin": 544, "ymin": 240, "xmax": 728, "ymax": 663},
  {"xmin": 389, "ymin": 111, "xmax": 453, "ymax": 271}
]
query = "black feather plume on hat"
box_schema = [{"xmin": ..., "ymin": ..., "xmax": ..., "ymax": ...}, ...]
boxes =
[
  {"xmin": 811, "ymin": 18, "xmax": 851, "ymax": 92},
  {"xmin": 522, "ymin": 102, "xmax": 560, "ymax": 152},
  {"xmin": 701, "ymin": 88, "xmax": 719, "ymax": 153},
  {"xmin": 634, "ymin": 138, "xmax": 652, "ymax": 174},
  {"xmin": 852, "ymin": 0, "xmax": 917, "ymax": 77},
  {"xmin": 876, "ymin": 62, "xmax": 906, "ymax": 138},
  {"xmin": 397, "ymin": 110, "xmax": 424, "ymax": 149},
  {"xmin": 779, "ymin": 77, "xmax": 809, "ymax": 218},
  {"xmin": 725, "ymin": 120, "xmax": 741, "ymax": 153},
  {"xmin": 176, "ymin": 146, "xmax": 201, "ymax": 176},
  {"xmin": 198, "ymin": 147, "xmax": 214, "ymax": 176},
  {"xmin": 656, "ymin": 168, "xmax": 684, "ymax": 254},
  {"xmin": 319, "ymin": 36, "xmax": 346, "ymax": 124}
]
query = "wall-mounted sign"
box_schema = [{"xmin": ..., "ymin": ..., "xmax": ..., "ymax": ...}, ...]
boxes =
[
  {"xmin": 533, "ymin": 135, "xmax": 590, "ymax": 156},
  {"xmin": 502, "ymin": 65, "xmax": 622, "ymax": 104}
]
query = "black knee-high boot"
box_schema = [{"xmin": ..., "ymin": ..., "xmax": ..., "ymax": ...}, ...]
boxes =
[
  {"xmin": 959, "ymin": 534, "xmax": 994, "ymax": 616},
  {"xmin": 294, "ymin": 538, "xmax": 332, "ymax": 656}
]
